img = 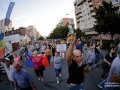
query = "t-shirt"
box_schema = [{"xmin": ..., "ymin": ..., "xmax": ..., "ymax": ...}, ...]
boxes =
[
  {"xmin": 87, "ymin": 50, "xmax": 95, "ymax": 63},
  {"xmin": 53, "ymin": 56, "xmax": 62, "ymax": 69},
  {"xmin": 67, "ymin": 60, "xmax": 86, "ymax": 84},
  {"xmin": 76, "ymin": 44, "xmax": 83, "ymax": 53},
  {"xmin": 107, "ymin": 56, "xmax": 120, "ymax": 82},
  {"xmin": 46, "ymin": 49, "xmax": 51, "ymax": 55}
]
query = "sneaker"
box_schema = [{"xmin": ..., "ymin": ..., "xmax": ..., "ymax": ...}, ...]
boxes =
[
  {"xmin": 57, "ymin": 80, "xmax": 59, "ymax": 84},
  {"xmin": 98, "ymin": 85, "xmax": 103, "ymax": 89},
  {"xmin": 41, "ymin": 77, "xmax": 43, "ymax": 81},
  {"xmin": 38, "ymin": 77, "xmax": 40, "ymax": 80}
]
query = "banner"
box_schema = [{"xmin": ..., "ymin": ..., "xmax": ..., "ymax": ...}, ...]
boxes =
[
  {"xmin": 5, "ymin": 2, "xmax": 15, "ymax": 26},
  {"xmin": 0, "ymin": 33, "xmax": 5, "ymax": 59},
  {"xmin": 56, "ymin": 44, "xmax": 66, "ymax": 52}
]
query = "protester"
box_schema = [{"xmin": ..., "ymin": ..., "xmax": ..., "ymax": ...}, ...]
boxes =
[
  {"xmin": 100, "ymin": 47, "xmax": 115, "ymax": 80},
  {"xmin": 52, "ymin": 51, "xmax": 64, "ymax": 84},
  {"xmin": 13, "ymin": 52, "xmax": 22, "ymax": 68},
  {"xmin": 45, "ymin": 46, "xmax": 51, "ymax": 64},
  {"xmin": 0, "ymin": 58, "xmax": 9, "ymax": 84},
  {"xmin": 26, "ymin": 50, "xmax": 45, "ymax": 81},
  {"xmin": 13, "ymin": 62, "xmax": 37, "ymax": 90},
  {"xmin": 102, "ymin": 50, "xmax": 120, "ymax": 90},
  {"xmin": 51, "ymin": 43, "xmax": 56, "ymax": 57},
  {"xmin": 76, "ymin": 40, "xmax": 83, "ymax": 53},
  {"xmin": 83, "ymin": 43, "xmax": 87, "ymax": 54},
  {"xmin": 41, "ymin": 43, "xmax": 46, "ymax": 54},
  {"xmin": 66, "ymin": 33, "xmax": 87, "ymax": 90},
  {"xmin": 0, "ymin": 58, "xmax": 20, "ymax": 89},
  {"xmin": 86, "ymin": 46, "xmax": 95, "ymax": 75},
  {"xmin": 94, "ymin": 41, "xmax": 100, "ymax": 66},
  {"xmin": 17, "ymin": 47, "xmax": 24, "ymax": 61}
]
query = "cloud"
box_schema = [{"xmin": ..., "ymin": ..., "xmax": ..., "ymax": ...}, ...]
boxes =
[{"xmin": 14, "ymin": 15, "xmax": 27, "ymax": 20}]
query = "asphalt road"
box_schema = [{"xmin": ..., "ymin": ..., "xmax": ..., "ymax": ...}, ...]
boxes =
[{"xmin": 0, "ymin": 46, "xmax": 120, "ymax": 90}]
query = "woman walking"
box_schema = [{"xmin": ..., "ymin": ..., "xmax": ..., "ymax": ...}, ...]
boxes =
[
  {"xmin": 26, "ymin": 50, "xmax": 45, "ymax": 81},
  {"xmin": 45, "ymin": 46, "xmax": 51, "ymax": 64},
  {"xmin": 13, "ymin": 52, "xmax": 22, "ymax": 68},
  {"xmin": 52, "ymin": 51, "xmax": 64, "ymax": 84}
]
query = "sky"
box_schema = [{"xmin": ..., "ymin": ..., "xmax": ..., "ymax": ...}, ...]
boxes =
[{"xmin": 0, "ymin": 0, "xmax": 76, "ymax": 36}]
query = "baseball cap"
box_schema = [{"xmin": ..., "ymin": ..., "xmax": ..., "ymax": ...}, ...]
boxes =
[
  {"xmin": 5, "ymin": 58, "xmax": 10, "ymax": 61},
  {"xmin": 117, "ymin": 50, "xmax": 120, "ymax": 55}
]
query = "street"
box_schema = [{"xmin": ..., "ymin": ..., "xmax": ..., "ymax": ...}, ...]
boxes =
[{"xmin": 0, "ymin": 46, "xmax": 120, "ymax": 90}]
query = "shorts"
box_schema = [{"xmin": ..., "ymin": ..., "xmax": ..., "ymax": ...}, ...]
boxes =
[{"xmin": 88, "ymin": 62, "xmax": 93, "ymax": 66}]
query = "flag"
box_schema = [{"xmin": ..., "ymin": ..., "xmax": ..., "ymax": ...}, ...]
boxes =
[
  {"xmin": 5, "ymin": 2, "xmax": 15, "ymax": 26},
  {"xmin": 26, "ymin": 53, "xmax": 33, "ymax": 68},
  {"xmin": 26, "ymin": 53, "xmax": 49, "ymax": 68},
  {"xmin": 0, "ymin": 33, "xmax": 5, "ymax": 59}
]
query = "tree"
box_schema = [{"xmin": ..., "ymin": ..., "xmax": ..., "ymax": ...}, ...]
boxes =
[
  {"xmin": 39, "ymin": 36, "xmax": 44, "ymax": 40},
  {"xmin": 74, "ymin": 28, "xmax": 83, "ymax": 39},
  {"xmin": 47, "ymin": 25, "xmax": 69, "ymax": 39},
  {"xmin": 94, "ymin": 1, "xmax": 120, "ymax": 40}
]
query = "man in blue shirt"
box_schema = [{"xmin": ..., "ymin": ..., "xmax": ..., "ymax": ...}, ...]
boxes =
[
  {"xmin": 76, "ymin": 40, "xmax": 83, "ymax": 53},
  {"xmin": 13, "ymin": 62, "xmax": 37, "ymax": 90}
]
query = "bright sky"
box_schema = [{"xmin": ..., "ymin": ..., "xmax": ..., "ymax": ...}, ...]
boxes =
[{"xmin": 0, "ymin": 0, "xmax": 76, "ymax": 36}]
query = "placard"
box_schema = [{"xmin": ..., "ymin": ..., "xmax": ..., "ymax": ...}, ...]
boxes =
[{"xmin": 56, "ymin": 44, "xmax": 66, "ymax": 52}]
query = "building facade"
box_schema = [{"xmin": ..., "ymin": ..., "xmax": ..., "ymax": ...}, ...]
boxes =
[
  {"xmin": 74, "ymin": 0, "xmax": 102, "ymax": 33},
  {"xmin": 0, "ymin": 19, "xmax": 12, "ymax": 33},
  {"xmin": 26, "ymin": 26, "xmax": 37, "ymax": 41},
  {"xmin": 56, "ymin": 18, "xmax": 74, "ymax": 27}
]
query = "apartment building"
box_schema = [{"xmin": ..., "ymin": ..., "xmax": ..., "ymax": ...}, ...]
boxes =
[
  {"xmin": 74, "ymin": 0, "xmax": 102, "ymax": 34},
  {"xmin": 0, "ymin": 19, "xmax": 12, "ymax": 33},
  {"xmin": 26, "ymin": 26, "xmax": 37, "ymax": 41},
  {"xmin": 36, "ymin": 31, "xmax": 41, "ymax": 40},
  {"xmin": 56, "ymin": 18, "xmax": 74, "ymax": 27}
]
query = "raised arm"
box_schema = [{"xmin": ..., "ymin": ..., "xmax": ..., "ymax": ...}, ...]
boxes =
[{"xmin": 66, "ymin": 33, "xmax": 76, "ymax": 66}]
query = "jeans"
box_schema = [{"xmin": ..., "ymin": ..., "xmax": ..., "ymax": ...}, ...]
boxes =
[
  {"xmin": 68, "ymin": 83, "xmax": 83, "ymax": 90},
  {"xmin": 98, "ymin": 78, "xmax": 107, "ymax": 87},
  {"xmin": 54, "ymin": 68, "xmax": 62, "ymax": 77},
  {"xmin": 95, "ymin": 53, "xmax": 100, "ymax": 64}
]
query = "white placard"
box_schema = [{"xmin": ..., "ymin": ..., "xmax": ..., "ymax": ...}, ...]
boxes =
[{"xmin": 56, "ymin": 44, "xmax": 66, "ymax": 52}]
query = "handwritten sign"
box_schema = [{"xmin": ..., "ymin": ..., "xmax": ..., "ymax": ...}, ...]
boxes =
[{"xmin": 56, "ymin": 44, "xmax": 66, "ymax": 52}]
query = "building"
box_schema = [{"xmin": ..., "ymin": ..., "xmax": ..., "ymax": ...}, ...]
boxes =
[
  {"xmin": 56, "ymin": 18, "xmax": 74, "ymax": 27},
  {"xmin": 104, "ymin": 0, "xmax": 111, "ymax": 3},
  {"xmin": 112, "ymin": 0, "xmax": 120, "ymax": 10},
  {"xmin": 0, "ymin": 19, "xmax": 12, "ymax": 33},
  {"xmin": 3, "ymin": 27, "xmax": 30, "ymax": 52},
  {"xmin": 74, "ymin": 0, "xmax": 102, "ymax": 33},
  {"xmin": 26, "ymin": 26, "xmax": 37, "ymax": 41},
  {"xmin": 36, "ymin": 31, "xmax": 41, "ymax": 40}
]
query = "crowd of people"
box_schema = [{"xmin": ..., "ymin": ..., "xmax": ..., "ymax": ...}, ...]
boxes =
[{"xmin": 0, "ymin": 33, "xmax": 120, "ymax": 90}]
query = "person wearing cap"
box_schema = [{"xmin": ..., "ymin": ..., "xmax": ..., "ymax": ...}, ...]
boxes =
[
  {"xmin": 102, "ymin": 50, "xmax": 120, "ymax": 90},
  {"xmin": 0, "ymin": 58, "xmax": 20, "ymax": 89}
]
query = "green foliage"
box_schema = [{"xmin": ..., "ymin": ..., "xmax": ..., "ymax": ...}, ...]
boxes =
[
  {"xmin": 94, "ymin": 1, "xmax": 120, "ymax": 40},
  {"xmin": 39, "ymin": 36, "xmax": 44, "ymax": 40},
  {"xmin": 47, "ymin": 25, "xmax": 69, "ymax": 39},
  {"xmin": 75, "ymin": 28, "xmax": 83, "ymax": 39}
]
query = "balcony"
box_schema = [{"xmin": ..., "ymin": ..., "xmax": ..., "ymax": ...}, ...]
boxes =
[
  {"xmin": 75, "ymin": 9, "xmax": 82, "ymax": 15},
  {"xmin": 77, "ymin": 0, "xmax": 86, "ymax": 6},
  {"xmin": 88, "ymin": 0, "xmax": 91, "ymax": 3},
  {"xmin": 77, "ymin": 19, "xmax": 80, "ymax": 23},
  {"xmin": 90, "ymin": 7, "xmax": 94, "ymax": 13},
  {"xmin": 76, "ymin": 14, "xmax": 82, "ymax": 19},
  {"xmin": 91, "ymin": 12, "xmax": 96, "ymax": 17},
  {"xmin": 89, "ymin": 2, "xmax": 93, "ymax": 7}
]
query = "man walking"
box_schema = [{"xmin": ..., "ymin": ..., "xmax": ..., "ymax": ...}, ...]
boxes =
[
  {"xmin": 102, "ymin": 50, "xmax": 120, "ymax": 90},
  {"xmin": 66, "ymin": 33, "xmax": 87, "ymax": 90},
  {"xmin": 13, "ymin": 62, "xmax": 37, "ymax": 90}
]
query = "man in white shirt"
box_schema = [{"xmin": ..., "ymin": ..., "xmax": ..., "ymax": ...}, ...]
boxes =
[{"xmin": 0, "ymin": 58, "xmax": 20, "ymax": 90}]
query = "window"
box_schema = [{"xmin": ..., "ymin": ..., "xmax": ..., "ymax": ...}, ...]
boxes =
[
  {"xmin": 85, "ymin": 19, "xmax": 87, "ymax": 22},
  {"xmin": 82, "ymin": 6, "xmax": 84, "ymax": 9},
  {"xmin": 88, "ymin": 13, "xmax": 89, "ymax": 15},
  {"xmin": 89, "ymin": 23, "xmax": 92, "ymax": 26}
]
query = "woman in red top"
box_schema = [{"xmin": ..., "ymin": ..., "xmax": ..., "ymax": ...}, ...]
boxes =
[{"xmin": 27, "ymin": 50, "xmax": 45, "ymax": 81}]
